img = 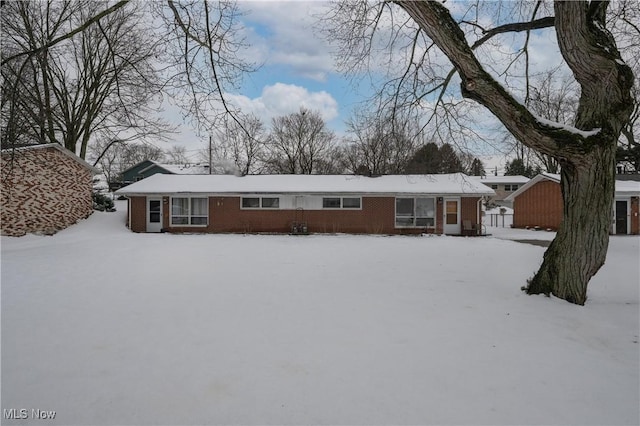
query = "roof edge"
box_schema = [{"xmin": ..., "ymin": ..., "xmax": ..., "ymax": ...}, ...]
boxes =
[{"xmin": 1, "ymin": 143, "xmax": 100, "ymax": 174}]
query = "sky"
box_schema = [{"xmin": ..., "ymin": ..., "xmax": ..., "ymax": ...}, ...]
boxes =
[
  {"xmin": 162, "ymin": 1, "xmax": 563, "ymax": 174},
  {"xmin": 167, "ymin": 1, "xmax": 361, "ymax": 162}
]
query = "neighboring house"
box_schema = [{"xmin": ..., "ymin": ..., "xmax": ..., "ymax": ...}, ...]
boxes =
[
  {"xmin": 1, "ymin": 144, "xmax": 98, "ymax": 236},
  {"xmin": 506, "ymin": 173, "xmax": 640, "ymax": 235},
  {"xmin": 118, "ymin": 160, "xmax": 210, "ymax": 188},
  {"xmin": 115, "ymin": 173, "xmax": 495, "ymax": 235},
  {"xmin": 471, "ymin": 175, "xmax": 530, "ymax": 207}
]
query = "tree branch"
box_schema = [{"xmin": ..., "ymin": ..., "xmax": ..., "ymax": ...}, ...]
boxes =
[
  {"xmin": 1, "ymin": 1, "xmax": 129, "ymax": 67},
  {"xmin": 394, "ymin": 0, "xmax": 593, "ymax": 159}
]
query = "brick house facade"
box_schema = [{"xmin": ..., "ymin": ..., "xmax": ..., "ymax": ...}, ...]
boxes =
[
  {"xmin": 507, "ymin": 173, "xmax": 640, "ymax": 234},
  {"xmin": 116, "ymin": 173, "xmax": 493, "ymax": 235},
  {"xmin": 1, "ymin": 144, "xmax": 97, "ymax": 236}
]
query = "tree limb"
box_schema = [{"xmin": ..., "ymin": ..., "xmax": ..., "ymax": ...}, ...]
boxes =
[
  {"xmin": 1, "ymin": 1, "xmax": 129, "ymax": 67},
  {"xmin": 394, "ymin": 0, "xmax": 596, "ymax": 159}
]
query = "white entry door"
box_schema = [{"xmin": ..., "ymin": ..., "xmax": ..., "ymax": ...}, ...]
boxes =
[
  {"xmin": 147, "ymin": 198, "xmax": 163, "ymax": 232},
  {"xmin": 443, "ymin": 198, "xmax": 461, "ymax": 235}
]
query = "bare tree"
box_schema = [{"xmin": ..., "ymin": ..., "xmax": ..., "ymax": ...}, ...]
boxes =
[
  {"xmin": 509, "ymin": 69, "xmax": 579, "ymax": 174},
  {"xmin": 343, "ymin": 108, "xmax": 420, "ymax": 175},
  {"xmin": 2, "ymin": 0, "xmax": 257, "ymax": 166},
  {"xmin": 119, "ymin": 143, "xmax": 165, "ymax": 170},
  {"xmin": 165, "ymin": 146, "xmax": 189, "ymax": 164},
  {"xmin": 1, "ymin": 1, "xmax": 172, "ymax": 158},
  {"xmin": 155, "ymin": 0, "xmax": 256, "ymax": 134},
  {"xmin": 211, "ymin": 115, "xmax": 266, "ymax": 175},
  {"xmin": 265, "ymin": 108, "xmax": 336, "ymax": 174},
  {"xmin": 609, "ymin": 0, "xmax": 639, "ymax": 172},
  {"xmin": 327, "ymin": 1, "xmax": 636, "ymax": 305},
  {"xmin": 88, "ymin": 139, "xmax": 126, "ymax": 189},
  {"xmin": 88, "ymin": 140, "xmax": 165, "ymax": 188}
]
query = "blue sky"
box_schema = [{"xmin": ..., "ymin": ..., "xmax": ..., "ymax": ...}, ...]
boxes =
[
  {"xmin": 169, "ymin": 1, "xmax": 374, "ymax": 160},
  {"xmin": 167, "ymin": 1, "xmax": 562, "ymax": 173},
  {"xmin": 230, "ymin": 1, "xmax": 367, "ymax": 131}
]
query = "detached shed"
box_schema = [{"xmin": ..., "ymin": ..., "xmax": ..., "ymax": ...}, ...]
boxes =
[
  {"xmin": 1, "ymin": 144, "xmax": 98, "ymax": 236},
  {"xmin": 115, "ymin": 173, "xmax": 494, "ymax": 235},
  {"xmin": 506, "ymin": 173, "xmax": 640, "ymax": 235}
]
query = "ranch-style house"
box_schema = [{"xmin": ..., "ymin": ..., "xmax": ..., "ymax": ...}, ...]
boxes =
[{"xmin": 115, "ymin": 173, "xmax": 494, "ymax": 235}]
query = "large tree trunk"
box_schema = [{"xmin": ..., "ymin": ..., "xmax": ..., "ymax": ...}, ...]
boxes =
[
  {"xmin": 526, "ymin": 146, "xmax": 616, "ymax": 305},
  {"xmin": 396, "ymin": 0, "xmax": 634, "ymax": 305}
]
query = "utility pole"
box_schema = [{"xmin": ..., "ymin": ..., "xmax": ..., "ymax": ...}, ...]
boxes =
[{"xmin": 209, "ymin": 135, "xmax": 212, "ymax": 174}]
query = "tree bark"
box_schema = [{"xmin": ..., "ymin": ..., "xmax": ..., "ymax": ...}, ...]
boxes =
[
  {"xmin": 526, "ymin": 149, "xmax": 615, "ymax": 305},
  {"xmin": 395, "ymin": 0, "xmax": 634, "ymax": 305}
]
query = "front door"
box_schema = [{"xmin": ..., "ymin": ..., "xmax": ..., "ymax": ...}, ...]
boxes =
[
  {"xmin": 443, "ymin": 198, "xmax": 461, "ymax": 235},
  {"xmin": 147, "ymin": 198, "xmax": 163, "ymax": 232},
  {"xmin": 615, "ymin": 200, "xmax": 628, "ymax": 235}
]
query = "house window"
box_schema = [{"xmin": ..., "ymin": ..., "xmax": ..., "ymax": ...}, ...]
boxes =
[
  {"xmin": 171, "ymin": 197, "xmax": 208, "ymax": 226},
  {"xmin": 491, "ymin": 184, "xmax": 498, "ymax": 190},
  {"xmin": 396, "ymin": 197, "xmax": 435, "ymax": 228},
  {"xmin": 261, "ymin": 197, "xmax": 280, "ymax": 208},
  {"xmin": 342, "ymin": 197, "xmax": 361, "ymax": 209},
  {"xmin": 242, "ymin": 197, "xmax": 259, "ymax": 208},
  {"xmin": 322, "ymin": 197, "xmax": 362, "ymax": 209},
  {"xmin": 323, "ymin": 197, "xmax": 342, "ymax": 208},
  {"xmin": 504, "ymin": 184, "xmax": 518, "ymax": 191},
  {"xmin": 241, "ymin": 197, "xmax": 280, "ymax": 209}
]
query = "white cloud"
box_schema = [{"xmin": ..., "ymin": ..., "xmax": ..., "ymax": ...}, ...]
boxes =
[
  {"xmin": 239, "ymin": 2, "xmax": 335, "ymax": 81},
  {"xmin": 227, "ymin": 82, "xmax": 339, "ymax": 124}
]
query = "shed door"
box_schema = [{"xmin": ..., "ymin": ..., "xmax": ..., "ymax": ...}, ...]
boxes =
[
  {"xmin": 615, "ymin": 200, "xmax": 628, "ymax": 235},
  {"xmin": 147, "ymin": 198, "xmax": 163, "ymax": 233}
]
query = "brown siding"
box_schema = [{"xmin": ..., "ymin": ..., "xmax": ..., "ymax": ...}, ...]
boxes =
[
  {"xmin": 461, "ymin": 197, "xmax": 481, "ymax": 227},
  {"xmin": 1, "ymin": 147, "xmax": 93, "ymax": 236},
  {"xmin": 513, "ymin": 180, "xmax": 563, "ymax": 230},
  {"xmin": 128, "ymin": 196, "xmax": 147, "ymax": 232}
]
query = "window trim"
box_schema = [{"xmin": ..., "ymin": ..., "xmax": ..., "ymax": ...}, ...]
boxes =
[
  {"xmin": 395, "ymin": 197, "xmax": 436, "ymax": 228},
  {"xmin": 170, "ymin": 196, "xmax": 209, "ymax": 227}
]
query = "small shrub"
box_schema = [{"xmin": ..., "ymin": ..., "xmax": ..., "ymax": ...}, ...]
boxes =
[{"xmin": 93, "ymin": 192, "xmax": 116, "ymax": 212}]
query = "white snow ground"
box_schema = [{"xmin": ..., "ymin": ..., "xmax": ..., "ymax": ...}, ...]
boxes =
[{"xmin": 2, "ymin": 201, "xmax": 639, "ymax": 425}]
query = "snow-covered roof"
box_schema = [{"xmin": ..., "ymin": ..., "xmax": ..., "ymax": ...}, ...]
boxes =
[
  {"xmin": 505, "ymin": 173, "xmax": 640, "ymax": 201},
  {"xmin": 470, "ymin": 175, "xmax": 530, "ymax": 185},
  {"xmin": 1, "ymin": 143, "xmax": 99, "ymax": 174},
  {"xmin": 116, "ymin": 173, "xmax": 496, "ymax": 196}
]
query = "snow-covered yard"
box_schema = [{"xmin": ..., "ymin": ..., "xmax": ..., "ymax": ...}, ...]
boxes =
[{"xmin": 2, "ymin": 202, "xmax": 639, "ymax": 425}]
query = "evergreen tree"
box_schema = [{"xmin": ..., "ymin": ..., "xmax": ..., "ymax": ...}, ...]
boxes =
[
  {"xmin": 404, "ymin": 142, "xmax": 441, "ymax": 173},
  {"xmin": 504, "ymin": 158, "xmax": 541, "ymax": 178},
  {"xmin": 469, "ymin": 158, "xmax": 485, "ymax": 176},
  {"xmin": 439, "ymin": 144, "xmax": 464, "ymax": 173}
]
